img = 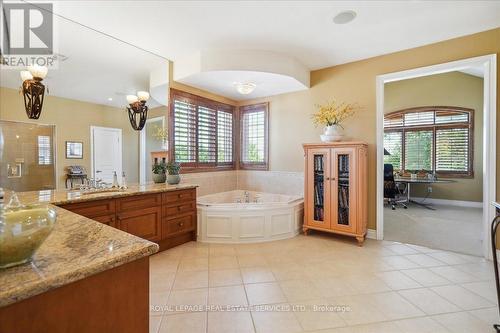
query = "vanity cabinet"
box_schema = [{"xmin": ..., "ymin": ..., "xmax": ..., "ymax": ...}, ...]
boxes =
[
  {"xmin": 58, "ymin": 188, "xmax": 197, "ymax": 251},
  {"xmin": 117, "ymin": 206, "xmax": 163, "ymax": 242},
  {"xmin": 303, "ymin": 142, "xmax": 368, "ymax": 245}
]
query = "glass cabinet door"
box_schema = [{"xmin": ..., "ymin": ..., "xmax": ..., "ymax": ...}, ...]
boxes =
[
  {"xmin": 306, "ymin": 149, "xmax": 331, "ymax": 229},
  {"xmin": 332, "ymin": 148, "xmax": 356, "ymax": 233}
]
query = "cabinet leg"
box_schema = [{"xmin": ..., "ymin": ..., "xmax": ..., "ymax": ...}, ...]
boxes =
[
  {"xmin": 303, "ymin": 227, "xmax": 309, "ymax": 236},
  {"xmin": 356, "ymin": 236, "xmax": 365, "ymax": 246}
]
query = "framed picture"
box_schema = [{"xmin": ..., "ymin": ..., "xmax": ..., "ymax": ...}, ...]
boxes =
[{"xmin": 66, "ymin": 141, "xmax": 83, "ymax": 159}]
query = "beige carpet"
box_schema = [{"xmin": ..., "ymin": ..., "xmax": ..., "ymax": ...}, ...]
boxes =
[{"xmin": 384, "ymin": 203, "xmax": 483, "ymax": 256}]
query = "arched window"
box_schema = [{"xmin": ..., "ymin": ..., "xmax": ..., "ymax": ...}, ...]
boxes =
[{"xmin": 384, "ymin": 106, "xmax": 474, "ymax": 177}]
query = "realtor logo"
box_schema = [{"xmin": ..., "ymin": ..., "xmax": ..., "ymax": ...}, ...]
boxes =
[{"xmin": 2, "ymin": 2, "xmax": 53, "ymax": 55}]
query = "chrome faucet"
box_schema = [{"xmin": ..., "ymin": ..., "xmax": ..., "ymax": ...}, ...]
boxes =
[{"xmin": 244, "ymin": 191, "xmax": 250, "ymax": 203}]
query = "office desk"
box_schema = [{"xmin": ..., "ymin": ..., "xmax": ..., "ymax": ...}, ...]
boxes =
[{"xmin": 395, "ymin": 177, "xmax": 455, "ymax": 210}]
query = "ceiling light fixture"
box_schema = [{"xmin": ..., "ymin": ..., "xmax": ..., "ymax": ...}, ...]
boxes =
[
  {"xmin": 234, "ymin": 82, "xmax": 256, "ymax": 95},
  {"xmin": 20, "ymin": 65, "xmax": 48, "ymax": 119},
  {"xmin": 108, "ymin": 97, "xmax": 113, "ymax": 101},
  {"xmin": 333, "ymin": 10, "xmax": 357, "ymax": 24},
  {"xmin": 126, "ymin": 91, "xmax": 150, "ymax": 130}
]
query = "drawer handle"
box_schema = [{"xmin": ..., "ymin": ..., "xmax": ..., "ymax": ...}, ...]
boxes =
[{"xmin": 178, "ymin": 222, "xmax": 184, "ymax": 227}]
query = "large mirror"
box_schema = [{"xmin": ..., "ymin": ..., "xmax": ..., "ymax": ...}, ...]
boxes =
[{"xmin": 0, "ymin": 5, "xmax": 169, "ymax": 191}]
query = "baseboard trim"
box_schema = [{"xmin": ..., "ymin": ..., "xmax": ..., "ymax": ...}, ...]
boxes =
[
  {"xmin": 366, "ymin": 229, "xmax": 377, "ymax": 240},
  {"xmin": 410, "ymin": 197, "xmax": 482, "ymax": 208}
]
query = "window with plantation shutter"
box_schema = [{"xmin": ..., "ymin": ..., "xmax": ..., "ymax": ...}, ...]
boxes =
[
  {"xmin": 173, "ymin": 99, "xmax": 197, "ymax": 164},
  {"xmin": 217, "ymin": 109, "xmax": 233, "ymax": 164},
  {"xmin": 404, "ymin": 130, "xmax": 433, "ymax": 171},
  {"xmin": 37, "ymin": 135, "xmax": 52, "ymax": 165},
  {"xmin": 240, "ymin": 103, "xmax": 269, "ymax": 170},
  {"xmin": 197, "ymin": 105, "xmax": 217, "ymax": 164},
  {"xmin": 383, "ymin": 131, "xmax": 402, "ymax": 170},
  {"xmin": 436, "ymin": 127, "xmax": 469, "ymax": 172},
  {"xmin": 383, "ymin": 107, "xmax": 473, "ymax": 177},
  {"xmin": 170, "ymin": 89, "xmax": 235, "ymax": 170}
]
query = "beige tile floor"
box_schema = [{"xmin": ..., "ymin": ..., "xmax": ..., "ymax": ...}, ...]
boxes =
[{"xmin": 149, "ymin": 234, "xmax": 498, "ymax": 333}]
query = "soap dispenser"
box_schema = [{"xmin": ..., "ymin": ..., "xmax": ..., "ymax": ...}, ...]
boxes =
[
  {"xmin": 121, "ymin": 171, "xmax": 128, "ymax": 189},
  {"xmin": 112, "ymin": 171, "xmax": 119, "ymax": 188}
]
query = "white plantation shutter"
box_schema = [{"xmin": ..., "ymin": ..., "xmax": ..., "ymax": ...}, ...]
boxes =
[
  {"xmin": 383, "ymin": 131, "xmax": 402, "ymax": 169},
  {"xmin": 37, "ymin": 135, "xmax": 52, "ymax": 165},
  {"xmin": 436, "ymin": 127, "xmax": 469, "ymax": 172},
  {"xmin": 404, "ymin": 111, "xmax": 434, "ymax": 126},
  {"xmin": 404, "ymin": 130, "xmax": 433, "ymax": 171}
]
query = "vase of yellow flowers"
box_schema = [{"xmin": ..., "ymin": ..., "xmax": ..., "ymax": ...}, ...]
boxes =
[{"xmin": 312, "ymin": 99, "xmax": 358, "ymax": 142}]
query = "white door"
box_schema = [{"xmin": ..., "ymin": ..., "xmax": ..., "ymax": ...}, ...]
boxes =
[{"xmin": 91, "ymin": 126, "xmax": 122, "ymax": 184}]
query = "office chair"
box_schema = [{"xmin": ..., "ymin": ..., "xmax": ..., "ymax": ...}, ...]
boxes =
[{"xmin": 384, "ymin": 163, "xmax": 407, "ymax": 210}]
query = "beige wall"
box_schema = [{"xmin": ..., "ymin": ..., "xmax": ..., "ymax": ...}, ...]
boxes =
[
  {"xmin": 239, "ymin": 28, "xmax": 500, "ymax": 230},
  {"xmin": 0, "ymin": 87, "xmax": 140, "ymax": 188},
  {"xmin": 384, "ymin": 71, "xmax": 484, "ymax": 202}
]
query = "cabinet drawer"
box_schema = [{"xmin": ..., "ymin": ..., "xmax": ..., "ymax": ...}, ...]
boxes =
[
  {"xmin": 116, "ymin": 194, "xmax": 161, "ymax": 212},
  {"xmin": 162, "ymin": 189, "xmax": 196, "ymax": 205},
  {"xmin": 117, "ymin": 206, "xmax": 162, "ymax": 242},
  {"xmin": 163, "ymin": 214, "xmax": 195, "ymax": 237},
  {"xmin": 92, "ymin": 214, "xmax": 116, "ymax": 228},
  {"xmin": 59, "ymin": 199, "xmax": 115, "ymax": 218},
  {"xmin": 163, "ymin": 201, "xmax": 196, "ymax": 218}
]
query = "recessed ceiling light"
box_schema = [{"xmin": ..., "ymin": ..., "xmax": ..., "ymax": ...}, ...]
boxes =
[
  {"xmin": 107, "ymin": 97, "xmax": 113, "ymax": 101},
  {"xmin": 333, "ymin": 10, "xmax": 357, "ymax": 24},
  {"xmin": 234, "ymin": 82, "xmax": 256, "ymax": 95}
]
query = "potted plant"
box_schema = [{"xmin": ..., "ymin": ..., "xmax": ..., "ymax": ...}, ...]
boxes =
[
  {"xmin": 312, "ymin": 99, "xmax": 358, "ymax": 142},
  {"xmin": 152, "ymin": 162, "xmax": 167, "ymax": 183},
  {"xmin": 166, "ymin": 161, "xmax": 181, "ymax": 185}
]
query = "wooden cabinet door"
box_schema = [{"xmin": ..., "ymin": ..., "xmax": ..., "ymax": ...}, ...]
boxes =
[
  {"xmin": 305, "ymin": 148, "xmax": 331, "ymax": 229},
  {"xmin": 116, "ymin": 194, "xmax": 162, "ymax": 212},
  {"xmin": 117, "ymin": 206, "xmax": 162, "ymax": 242},
  {"xmin": 59, "ymin": 199, "xmax": 115, "ymax": 218},
  {"xmin": 330, "ymin": 147, "xmax": 357, "ymax": 234},
  {"xmin": 163, "ymin": 213, "xmax": 196, "ymax": 238}
]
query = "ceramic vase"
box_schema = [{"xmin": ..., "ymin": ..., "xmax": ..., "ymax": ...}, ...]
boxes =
[
  {"xmin": 320, "ymin": 125, "xmax": 344, "ymax": 142},
  {"xmin": 153, "ymin": 173, "xmax": 166, "ymax": 183},
  {"xmin": 167, "ymin": 174, "xmax": 180, "ymax": 185}
]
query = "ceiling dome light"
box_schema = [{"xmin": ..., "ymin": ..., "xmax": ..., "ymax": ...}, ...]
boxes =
[
  {"xmin": 234, "ymin": 82, "xmax": 256, "ymax": 95},
  {"xmin": 333, "ymin": 10, "xmax": 357, "ymax": 24}
]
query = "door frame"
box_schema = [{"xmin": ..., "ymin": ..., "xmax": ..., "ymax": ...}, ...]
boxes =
[
  {"xmin": 375, "ymin": 54, "xmax": 497, "ymax": 259},
  {"xmin": 90, "ymin": 126, "xmax": 123, "ymax": 180},
  {"xmin": 139, "ymin": 116, "xmax": 166, "ymax": 184}
]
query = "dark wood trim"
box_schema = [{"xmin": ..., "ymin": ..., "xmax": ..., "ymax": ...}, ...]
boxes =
[
  {"xmin": 238, "ymin": 102, "xmax": 270, "ymax": 170},
  {"xmin": 384, "ymin": 106, "xmax": 474, "ymax": 178}
]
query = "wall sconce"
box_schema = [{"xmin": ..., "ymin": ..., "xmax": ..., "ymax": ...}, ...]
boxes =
[
  {"xmin": 126, "ymin": 91, "xmax": 150, "ymax": 130},
  {"xmin": 20, "ymin": 65, "xmax": 48, "ymax": 119}
]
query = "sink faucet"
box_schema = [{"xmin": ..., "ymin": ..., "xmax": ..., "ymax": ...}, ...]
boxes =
[{"xmin": 244, "ymin": 191, "xmax": 250, "ymax": 203}]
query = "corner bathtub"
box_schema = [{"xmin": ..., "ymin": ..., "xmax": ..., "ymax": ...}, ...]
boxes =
[{"xmin": 197, "ymin": 190, "xmax": 304, "ymax": 243}]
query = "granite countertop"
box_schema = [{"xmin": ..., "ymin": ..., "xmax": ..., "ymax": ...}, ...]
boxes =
[
  {"xmin": 0, "ymin": 183, "xmax": 197, "ymax": 307},
  {"xmin": 8, "ymin": 183, "xmax": 198, "ymax": 206}
]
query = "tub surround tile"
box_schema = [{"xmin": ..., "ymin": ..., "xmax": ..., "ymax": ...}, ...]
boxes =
[{"xmin": 237, "ymin": 170, "xmax": 304, "ymax": 196}]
